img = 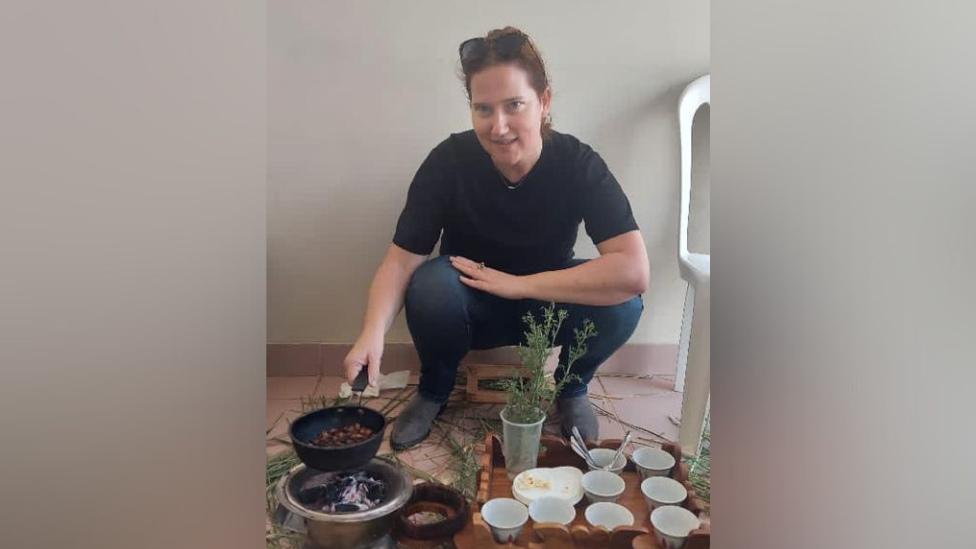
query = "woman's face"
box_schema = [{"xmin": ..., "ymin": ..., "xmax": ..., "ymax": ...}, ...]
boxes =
[{"xmin": 469, "ymin": 64, "xmax": 551, "ymax": 172}]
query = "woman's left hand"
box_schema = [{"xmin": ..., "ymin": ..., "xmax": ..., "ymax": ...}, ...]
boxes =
[{"xmin": 449, "ymin": 256, "xmax": 529, "ymax": 300}]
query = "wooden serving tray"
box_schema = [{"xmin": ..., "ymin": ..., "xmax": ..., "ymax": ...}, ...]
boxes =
[{"xmin": 453, "ymin": 435, "xmax": 709, "ymax": 549}]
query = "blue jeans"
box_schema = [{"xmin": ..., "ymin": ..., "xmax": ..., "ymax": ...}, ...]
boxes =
[{"xmin": 404, "ymin": 255, "xmax": 644, "ymax": 404}]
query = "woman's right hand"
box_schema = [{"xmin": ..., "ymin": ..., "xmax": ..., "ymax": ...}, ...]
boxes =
[{"xmin": 343, "ymin": 331, "xmax": 384, "ymax": 387}]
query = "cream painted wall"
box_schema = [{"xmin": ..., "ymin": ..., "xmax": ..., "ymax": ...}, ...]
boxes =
[{"xmin": 268, "ymin": 1, "xmax": 709, "ymax": 344}]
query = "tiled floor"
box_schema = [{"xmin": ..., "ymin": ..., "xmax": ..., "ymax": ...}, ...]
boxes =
[{"xmin": 265, "ymin": 372, "xmax": 681, "ymax": 474}]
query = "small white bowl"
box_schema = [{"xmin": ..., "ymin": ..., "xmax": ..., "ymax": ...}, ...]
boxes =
[
  {"xmin": 581, "ymin": 470, "xmax": 626, "ymax": 503},
  {"xmin": 632, "ymin": 446, "xmax": 676, "ymax": 479},
  {"xmin": 481, "ymin": 498, "xmax": 529, "ymax": 544},
  {"xmin": 528, "ymin": 496, "xmax": 576, "ymax": 526},
  {"xmin": 586, "ymin": 448, "xmax": 627, "ymax": 473},
  {"xmin": 584, "ymin": 501, "xmax": 635, "ymax": 531},
  {"xmin": 650, "ymin": 505, "xmax": 701, "ymax": 548},
  {"xmin": 640, "ymin": 476, "xmax": 688, "ymax": 510}
]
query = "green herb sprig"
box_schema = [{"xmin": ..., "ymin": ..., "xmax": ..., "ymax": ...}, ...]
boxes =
[{"xmin": 495, "ymin": 303, "xmax": 597, "ymax": 423}]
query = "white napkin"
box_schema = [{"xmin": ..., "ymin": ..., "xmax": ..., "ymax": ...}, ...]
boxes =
[{"xmin": 337, "ymin": 370, "xmax": 410, "ymax": 398}]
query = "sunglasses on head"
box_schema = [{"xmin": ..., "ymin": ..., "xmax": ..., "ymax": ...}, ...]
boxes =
[{"xmin": 458, "ymin": 33, "xmax": 527, "ymax": 65}]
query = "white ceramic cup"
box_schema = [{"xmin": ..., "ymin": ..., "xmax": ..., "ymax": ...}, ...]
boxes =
[
  {"xmin": 584, "ymin": 501, "xmax": 635, "ymax": 531},
  {"xmin": 650, "ymin": 505, "xmax": 701, "ymax": 548},
  {"xmin": 586, "ymin": 448, "xmax": 627, "ymax": 473},
  {"xmin": 640, "ymin": 476, "xmax": 688, "ymax": 510},
  {"xmin": 528, "ymin": 496, "xmax": 576, "ymax": 526},
  {"xmin": 632, "ymin": 446, "xmax": 676, "ymax": 479},
  {"xmin": 581, "ymin": 470, "xmax": 626, "ymax": 503},
  {"xmin": 481, "ymin": 498, "xmax": 529, "ymax": 543}
]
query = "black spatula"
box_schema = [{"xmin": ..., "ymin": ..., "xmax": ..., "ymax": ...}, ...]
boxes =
[{"xmin": 352, "ymin": 367, "xmax": 369, "ymax": 406}]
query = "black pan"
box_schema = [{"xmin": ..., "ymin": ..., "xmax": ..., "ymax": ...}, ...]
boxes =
[{"xmin": 289, "ymin": 404, "xmax": 387, "ymax": 472}]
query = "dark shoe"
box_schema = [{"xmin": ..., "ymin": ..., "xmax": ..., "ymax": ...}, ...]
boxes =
[
  {"xmin": 557, "ymin": 394, "xmax": 599, "ymax": 442},
  {"xmin": 391, "ymin": 394, "xmax": 448, "ymax": 451}
]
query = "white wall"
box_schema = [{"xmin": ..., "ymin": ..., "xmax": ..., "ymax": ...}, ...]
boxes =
[{"xmin": 268, "ymin": 0, "xmax": 710, "ymax": 344}]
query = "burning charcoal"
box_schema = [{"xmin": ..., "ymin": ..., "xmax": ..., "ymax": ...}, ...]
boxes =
[
  {"xmin": 296, "ymin": 485, "xmax": 330, "ymax": 505},
  {"xmin": 366, "ymin": 480, "xmax": 386, "ymax": 502},
  {"xmin": 324, "ymin": 482, "xmax": 343, "ymax": 503},
  {"xmin": 297, "ymin": 471, "xmax": 388, "ymax": 513}
]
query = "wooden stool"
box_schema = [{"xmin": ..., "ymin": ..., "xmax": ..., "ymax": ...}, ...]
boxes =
[{"xmin": 464, "ymin": 363, "xmax": 533, "ymax": 404}]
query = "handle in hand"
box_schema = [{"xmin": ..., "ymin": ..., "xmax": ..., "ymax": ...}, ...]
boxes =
[{"xmin": 352, "ymin": 367, "xmax": 370, "ymax": 393}]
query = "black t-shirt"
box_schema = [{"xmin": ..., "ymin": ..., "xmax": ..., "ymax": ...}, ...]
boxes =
[{"xmin": 393, "ymin": 130, "xmax": 638, "ymax": 276}]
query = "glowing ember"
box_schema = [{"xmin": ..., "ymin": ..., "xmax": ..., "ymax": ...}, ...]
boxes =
[{"xmin": 297, "ymin": 471, "xmax": 387, "ymax": 513}]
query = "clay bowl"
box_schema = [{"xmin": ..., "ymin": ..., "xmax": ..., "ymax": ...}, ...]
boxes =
[{"xmin": 393, "ymin": 483, "xmax": 471, "ymax": 542}]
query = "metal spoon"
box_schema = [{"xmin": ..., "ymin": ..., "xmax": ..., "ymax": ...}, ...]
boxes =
[
  {"xmin": 571, "ymin": 426, "xmax": 596, "ymax": 465},
  {"xmin": 569, "ymin": 437, "xmax": 598, "ymax": 468},
  {"xmin": 569, "ymin": 439, "xmax": 591, "ymax": 463},
  {"xmin": 604, "ymin": 431, "xmax": 632, "ymax": 471}
]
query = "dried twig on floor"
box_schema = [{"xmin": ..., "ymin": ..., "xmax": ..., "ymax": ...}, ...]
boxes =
[
  {"xmin": 634, "ymin": 436, "xmax": 668, "ymax": 445},
  {"xmin": 379, "ymin": 386, "xmax": 415, "ymax": 416},
  {"xmin": 266, "ymin": 450, "xmax": 301, "ymax": 513},
  {"xmin": 267, "ymin": 524, "xmax": 303, "ymax": 549},
  {"xmin": 682, "ymin": 416, "xmax": 710, "ymax": 511},
  {"xmin": 589, "ymin": 400, "xmax": 621, "ymax": 422},
  {"xmin": 297, "ymin": 394, "xmax": 332, "ymax": 412},
  {"xmin": 591, "ymin": 400, "xmax": 671, "ymax": 442},
  {"xmin": 382, "ymin": 452, "xmax": 442, "ymax": 484},
  {"xmin": 595, "ymin": 373, "xmax": 673, "ymax": 381},
  {"xmin": 432, "ymin": 421, "xmax": 483, "ymax": 499},
  {"xmin": 266, "ymin": 412, "xmax": 284, "ymax": 436},
  {"xmin": 617, "ymin": 419, "xmax": 670, "ymax": 442},
  {"xmin": 478, "ymin": 417, "xmax": 501, "ymax": 437}
]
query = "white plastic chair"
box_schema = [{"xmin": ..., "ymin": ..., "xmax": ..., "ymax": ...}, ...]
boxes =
[{"xmin": 676, "ymin": 74, "xmax": 710, "ymax": 457}]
